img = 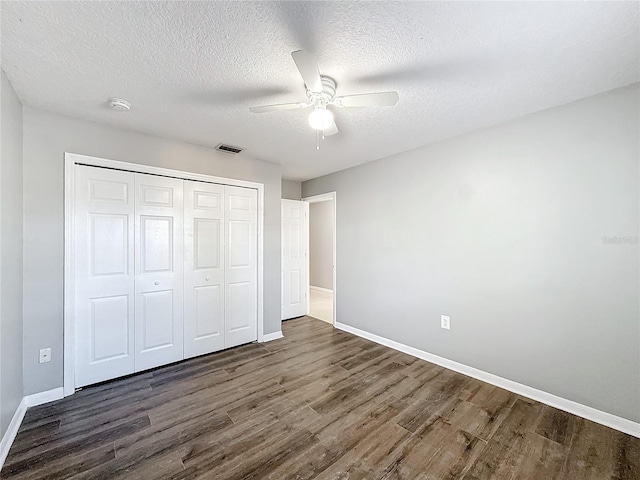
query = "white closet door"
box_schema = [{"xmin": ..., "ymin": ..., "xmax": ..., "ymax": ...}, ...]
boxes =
[
  {"xmin": 75, "ymin": 166, "xmax": 135, "ymax": 387},
  {"xmin": 134, "ymin": 174, "xmax": 184, "ymax": 371},
  {"xmin": 281, "ymin": 200, "xmax": 309, "ymax": 320},
  {"xmin": 183, "ymin": 181, "xmax": 225, "ymax": 358},
  {"xmin": 225, "ymin": 186, "xmax": 258, "ymax": 348}
]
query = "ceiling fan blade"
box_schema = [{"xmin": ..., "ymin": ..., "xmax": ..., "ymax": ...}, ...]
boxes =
[
  {"xmin": 249, "ymin": 102, "xmax": 310, "ymax": 113},
  {"xmin": 323, "ymin": 119, "xmax": 338, "ymax": 136},
  {"xmin": 291, "ymin": 50, "xmax": 323, "ymax": 93},
  {"xmin": 333, "ymin": 91, "xmax": 399, "ymax": 107}
]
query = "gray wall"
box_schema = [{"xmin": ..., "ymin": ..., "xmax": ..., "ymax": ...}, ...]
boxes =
[
  {"xmin": 1, "ymin": 70, "xmax": 24, "ymax": 436},
  {"xmin": 303, "ymin": 85, "xmax": 640, "ymax": 422},
  {"xmin": 281, "ymin": 179, "xmax": 302, "ymax": 200},
  {"xmin": 22, "ymin": 107, "xmax": 282, "ymax": 396},
  {"xmin": 309, "ymin": 200, "xmax": 334, "ymax": 290}
]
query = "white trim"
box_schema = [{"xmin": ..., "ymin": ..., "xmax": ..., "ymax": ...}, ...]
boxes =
[
  {"xmin": 24, "ymin": 387, "xmax": 64, "ymax": 407},
  {"xmin": 67, "ymin": 153, "xmax": 263, "ymax": 190},
  {"xmin": 256, "ymin": 185, "xmax": 265, "ymax": 343},
  {"xmin": 309, "ymin": 285, "xmax": 333, "ymax": 294},
  {"xmin": 63, "ymin": 153, "xmax": 265, "ymax": 395},
  {"xmin": 261, "ymin": 331, "xmax": 284, "ymax": 342},
  {"xmin": 64, "ymin": 156, "xmax": 76, "ymax": 396},
  {"xmin": 335, "ymin": 321, "xmax": 640, "ymax": 439},
  {"xmin": 0, "ymin": 387, "xmax": 64, "ymax": 469},
  {"xmin": 303, "ymin": 192, "xmax": 335, "ymax": 204},
  {"xmin": 0, "ymin": 399, "xmax": 26, "ymax": 469},
  {"xmin": 302, "ymin": 192, "xmax": 337, "ymax": 326}
]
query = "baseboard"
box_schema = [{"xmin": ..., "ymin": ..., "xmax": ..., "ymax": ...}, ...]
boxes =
[
  {"xmin": 335, "ymin": 321, "xmax": 640, "ymax": 439},
  {"xmin": 25, "ymin": 387, "xmax": 64, "ymax": 407},
  {"xmin": 0, "ymin": 398, "xmax": 27, "ymax": 469},
  {"xmin": 310, "ymin": 285, "xmax": 333, "ymax": 294},
  {"xmin": 261, "ymin": 331, "xmax": 284, "ymax": 342},
  {"xmin": 0, "ymin": 387, "xmax": 65, "ymax": 470}
]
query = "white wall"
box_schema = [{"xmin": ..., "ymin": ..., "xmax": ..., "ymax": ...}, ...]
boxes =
[
  {"xmin": 0, "ymin": 70, "xmax": 24, "ymax": 437},
  {"xmin": 303, "ymin": 85, "xmax": 640, "ymax": 422},
  {"xmin": 281, "ymin": 179, "xmax": 302, "ymax": 200},
  {"xmin": 22, "ymin": 107, "xmax": 282, "ymax": 396},
  {"xmin": 309, "ymin": 200, "xmax": 334, "ymax": 290}
]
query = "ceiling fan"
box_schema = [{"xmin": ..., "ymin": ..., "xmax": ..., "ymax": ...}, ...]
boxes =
[{"xmin": 249, "ymin": 50, "xmax": 399, "ymax": 137}]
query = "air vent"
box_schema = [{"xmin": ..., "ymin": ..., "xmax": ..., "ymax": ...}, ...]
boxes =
[{"xmin": 216, "ymin": 143, "xmax": 244, "ymax": 155}]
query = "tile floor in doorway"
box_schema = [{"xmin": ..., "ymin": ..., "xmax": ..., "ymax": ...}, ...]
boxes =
[{"xmin": 309, "ymin": 287, "xmax": 333, "ymax": 324}]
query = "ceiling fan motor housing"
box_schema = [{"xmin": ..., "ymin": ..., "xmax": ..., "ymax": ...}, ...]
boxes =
[{"xmin": 307, "ymin": 76, "xmax": 337, "ymax": 107}]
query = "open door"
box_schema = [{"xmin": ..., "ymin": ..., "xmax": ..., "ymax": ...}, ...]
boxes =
[{"xmin": 281, "ymin": 199, "xmax": 309, "ymax": 320}]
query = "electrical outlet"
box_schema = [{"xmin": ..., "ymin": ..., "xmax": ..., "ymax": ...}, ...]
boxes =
[
  {"xmin": 39, "ymin": 348, "xmax": 51, "ymax": 363},
  {"xmin": 441, "ymin": 315, "xmax": 451, "ymax": 330}
]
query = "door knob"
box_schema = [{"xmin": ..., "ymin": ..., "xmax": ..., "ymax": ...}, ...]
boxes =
[
  {"xmin": 205, "ymin": 276, "xmax": 210, "ymax": 281},
  {"xmin": 154, "ymin": 281, "xmax": 160, "ymax": 285}
]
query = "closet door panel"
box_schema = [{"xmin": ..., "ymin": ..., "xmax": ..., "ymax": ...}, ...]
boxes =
[
  {"xmin": 228, "ymin": 281, "xmax": 252, "ymax": 331},
  {"xmin": 184, "ymin": 181, "xmax": 225, "ymax": 358},
  {"xmin": 225, "ymin": 186, "xmax": 258, "ymax": 348},
  {"xmin": 139, "ymin": 290, "xmax": 174, "ymax": 349},
  {"xmin": 134, "ymin": 175, "xmax": 184, "ymax": 371},
  {"xmin": 194, "ymin": 285, "xmax": 222, "ymax": 335},
  {"xmin": 75, "ymin": 166, "xmax": 135, "ymax": 387}
]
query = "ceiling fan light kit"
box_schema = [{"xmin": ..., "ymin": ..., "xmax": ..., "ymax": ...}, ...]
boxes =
[
  {"xmin": 249, "ymin": 50, "xmax": 399, "ymax": 142},
  {"xmin": 308, "ymin": 107, "xmax": 334, "ymax": 130}
]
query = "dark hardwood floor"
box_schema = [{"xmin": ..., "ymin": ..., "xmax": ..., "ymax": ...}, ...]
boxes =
[{"xmin": 3, "ymin": 316, "xmax": 638, "ymax": 479}]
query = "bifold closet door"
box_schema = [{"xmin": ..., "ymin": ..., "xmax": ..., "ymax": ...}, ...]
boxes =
[
  {"xmin": 225, "ymin": 186, "xmax": 258, "ymax": 348},
  {"xmin": 75, "ymin": 166, "xmax": 136, "ymax": 388},
  {"xmin": 183, "ymin": 181, "xmax": 225, "ymax": 358},
  {"xmin": 74, "ymin": 165, "xmax": 258, "ymax": 386},
  {"xmin": 134, "ymin": 174, "xmax": 185, "ymax": 372}
]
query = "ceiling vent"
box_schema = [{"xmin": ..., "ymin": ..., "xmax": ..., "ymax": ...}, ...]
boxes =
[{"xmin": 216, "ymin": 143, "xmax": 244, "ymax": 155}]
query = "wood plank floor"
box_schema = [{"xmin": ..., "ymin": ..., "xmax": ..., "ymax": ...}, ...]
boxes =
[{"xmin": 3, "ymin": 317, "xmax": 639, "ymax": 479}]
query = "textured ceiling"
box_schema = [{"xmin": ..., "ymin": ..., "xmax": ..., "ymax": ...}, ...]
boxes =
[{"xmin": 2, "ymin": 1, "xmax": 638, "ymax": 181}]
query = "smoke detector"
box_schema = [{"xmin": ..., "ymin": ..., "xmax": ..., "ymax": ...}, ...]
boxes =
[{"xmin": 109, "ymin": 98, "xmax": 131, "ymax": 111}]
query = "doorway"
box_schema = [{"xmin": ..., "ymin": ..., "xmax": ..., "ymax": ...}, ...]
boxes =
[{"xmin": 304, "ymin": 193, "xmax": 336, "ymax": 325}]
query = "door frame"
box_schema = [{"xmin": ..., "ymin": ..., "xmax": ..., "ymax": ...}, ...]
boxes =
[
  {"xmin": 63, "ymin": 152, "xmax": 265, "ymax": 396},
  {"xmin": 302, "ymin": 192, "xmax": 337, "ymax": 326}
]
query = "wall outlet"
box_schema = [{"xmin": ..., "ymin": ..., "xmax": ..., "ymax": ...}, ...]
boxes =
[
  {"xmin": 39, "ymin": 348, "xmax": 51, "ymax": 363},
  {"xmin": 441, "ymin": 315, "xmax": 451, "ymax": 330}
]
